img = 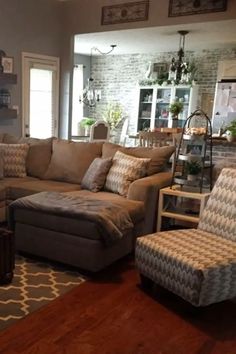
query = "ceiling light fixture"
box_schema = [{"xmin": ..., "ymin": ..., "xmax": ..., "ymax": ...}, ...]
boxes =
[
  {"xmin": 79, "ymin": 44, "xmax": 117, "ymax": 108},
  {"xmin": 168, "ymin": 30, "xmax": 189, "ymax": 83}
]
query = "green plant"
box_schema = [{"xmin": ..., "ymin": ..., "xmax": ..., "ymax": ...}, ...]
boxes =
[
  {"xmin": 103, "ymin": 103, "xmax": 123, "ymax": 130},
  {"xmin": 226, "ymin": 119, "xmax": 236, "ymax": 136},
  {"xmin": 186, "ymin": 160, "xmax": 201, "ymax": 175},
  {"xmin": 169, "ymin": 101, "xmax": 184, "ymax": 117},
  {"xmin": 80, "ymin": 117, "xmax": 96, "ymax": 127}
]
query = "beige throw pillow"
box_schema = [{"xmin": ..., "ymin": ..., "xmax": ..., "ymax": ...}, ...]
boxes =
[
  {"xmin": 105, "ymin": 150, "xmax": 150, "ymax": 197},
  {"xmin": 0, "ymin": 143, "xmax": 29, "ymax": 177},
  {"xmin": 102, "ymin": 142, "xmax": 175, "ymax": 175},
  {"xmin": 81, "ymin": 157, "xmax": 112, "ymax": 192}
]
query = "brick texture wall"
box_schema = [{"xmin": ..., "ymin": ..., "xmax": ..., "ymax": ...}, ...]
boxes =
[{"xmin": 88, "ymin": 47, "xmax": 236, "ymax": 170}]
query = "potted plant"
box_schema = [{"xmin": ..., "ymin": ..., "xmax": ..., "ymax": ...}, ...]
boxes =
[
  {"xmin": 225, "ymin": 119, "xmax": 236, "ymax": 142},
  {"xmin": 103, "ymin": 103, "xmax": 123, "ymax": 131},
  {"xmin": 169, "ymin": 101, "xmax": 184, "ymax": 128},
  {"xmin": 186, "ymin": 160, "xmax": 201, "ymax": 181},
  {"xmin": 80, "ymin": 117, "xmax": 96, "ymax": 136}
]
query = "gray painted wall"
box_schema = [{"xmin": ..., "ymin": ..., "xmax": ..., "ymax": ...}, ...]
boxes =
[{"xmin": 0, "ymin": 0, "xmax": 61, "ymax": 136}]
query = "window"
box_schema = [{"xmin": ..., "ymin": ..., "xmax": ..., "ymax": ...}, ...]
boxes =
[
  {"xmin": 71, "ymin": 65, "xmax": 84, "ymax": 136},
  {"xmin": 22, "ymin": 53, "xmax": 59, "ymax": 139}
]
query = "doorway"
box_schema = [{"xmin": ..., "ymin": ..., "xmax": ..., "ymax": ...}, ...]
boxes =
[{"xmin": 22, "ymin": 52, "xmax": 60, "ymax": 138}]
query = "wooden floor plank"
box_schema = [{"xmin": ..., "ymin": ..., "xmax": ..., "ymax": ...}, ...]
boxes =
[{"xmin": 0, "ymin": 256, "xmax": 236, "ymax": 354}]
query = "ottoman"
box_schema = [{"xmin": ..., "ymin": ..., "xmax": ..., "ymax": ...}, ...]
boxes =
[
  {"xmin": 136, "ymin": 229, "xmax": 236, "ymax": 307},
  {"xmin": 0, "ymin": 229, "xmax": 14, "ymax": 284}
]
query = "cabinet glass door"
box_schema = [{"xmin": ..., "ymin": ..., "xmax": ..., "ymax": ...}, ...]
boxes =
[
  {"xmin": 155, "ymin": 88, "xmax": 171, "ymax": 128},
  {"xmin": 137, "ymin": 89, "xmax": 153, "ymax": 131},
  {"xmin": 175, "ymin": 88, "xmax": 191, "ymax": 127}
]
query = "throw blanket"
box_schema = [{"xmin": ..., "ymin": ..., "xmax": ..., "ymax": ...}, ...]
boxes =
[{"xmin": 9, "ymin": 192, "xmax": 134, "ymax": 246}]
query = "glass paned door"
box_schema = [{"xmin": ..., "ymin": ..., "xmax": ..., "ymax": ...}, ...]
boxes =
[
  {"xmin": 29, "ymin": 68, "xmax": 54, "ymax": 138},
  {"xmin": 155, "ymin": 88, "xmax": 171, "ymax": 128},
  {"xmin": 22, "ymin": 53, "xmax": 59, "ymax": 139},
  {"xmin": 175, "ymin": 88, "xmax": 191, "ymax": 127},
  {"xmin": 137, "ymin": 89, "xmax": 153, "ymax": 131}
]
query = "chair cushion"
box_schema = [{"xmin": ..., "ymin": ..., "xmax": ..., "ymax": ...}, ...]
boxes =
[
  {"xmin": 43, "ymin": 139, "xmax": 103, "ymax": 184},
  {"xmin": 105, "ymin": 151, "xmax": 150, "ymax": 197},
  {"xmin": 102, "ymin": 142, "xmax": 175, "ymax": 175},
  {"xmin": 81, "ymin": 157, "xmax": 112, "ymax": 192},
  {"xmin": 136, "ymin": 229, "xmax": 236, "ymax": 306},
  {"xmin": 0, "ymin": 143, "xmax": 29, "ymax": 177},
  {"xmin": 198, "ymin": 168, "xmax": 236, "ymax": 242}
]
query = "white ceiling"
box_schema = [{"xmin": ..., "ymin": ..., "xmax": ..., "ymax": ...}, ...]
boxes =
[{"xmin": 74, "ymin": 19, "xmax": 236, "ymax": 55}]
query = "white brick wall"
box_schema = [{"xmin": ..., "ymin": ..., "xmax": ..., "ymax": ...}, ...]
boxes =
[{"xmin": 88, "ymin": 47, "xmax": 236, "ymax": 167}]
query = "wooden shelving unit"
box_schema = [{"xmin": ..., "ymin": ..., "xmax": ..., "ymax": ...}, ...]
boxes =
[{"xmin": 0, "ymin": 72, "xmax": 17, "ymax": 119}]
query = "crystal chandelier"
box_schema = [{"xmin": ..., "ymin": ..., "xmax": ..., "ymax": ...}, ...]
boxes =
[
  {"xmin": 168, "ymin": 30, "xmax": 189, "ymax": 84},
  {"xmin": 79, "ymin": 45, "xmax": 116, "ymax": 107}
]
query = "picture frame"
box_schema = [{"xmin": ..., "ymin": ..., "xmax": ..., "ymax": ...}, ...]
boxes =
[
  {"xmin": 153, "ymin": 63, "xmax": 168, "ymax": 77},
  {"xmin": 2, "ymin": 57, "xmax": 14, "ymax": 74},
  {"xmin": 184, "ymin": 140, "xmax": 205, "ymax": 157},
  {"xmin": 101, "ymin": 1, "xmax": 149, "ymax": 25},
  {"xmin": 168, "ymin": 0, "xmax": 227, "ymax": 17}
]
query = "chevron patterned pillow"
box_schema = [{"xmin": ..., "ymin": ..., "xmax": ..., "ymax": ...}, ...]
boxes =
[
  {"xmin": 105, "ymin": 150, "xmax": 150, "ymax": 197},
  {"xmin": 0, "ymin": 143, "xmax": 29, "ymax": 177}
]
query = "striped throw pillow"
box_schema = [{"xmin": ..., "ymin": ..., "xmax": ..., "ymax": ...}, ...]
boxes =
[
  {"xmin": 105, "ymin": 150, "xmax": 150, "ymax": 197},
  {"xmin": 0, "ymin": 143, "xmax": 29, "ymax": 177}
]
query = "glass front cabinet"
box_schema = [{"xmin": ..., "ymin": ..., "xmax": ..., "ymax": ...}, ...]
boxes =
[{"xmin": 137, "ymin": 85, "xmax": 198, "ymax": 132}]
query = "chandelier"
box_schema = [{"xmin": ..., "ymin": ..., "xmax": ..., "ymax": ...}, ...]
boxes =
[
  {"xmin": 79, "ymin": 45, "xmax": 117, "ymax": 107},
  {"xmin": 168, "ymin": 30, "xmax": 189, "ymax": 84}
]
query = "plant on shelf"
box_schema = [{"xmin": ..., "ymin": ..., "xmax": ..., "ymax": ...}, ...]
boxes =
[
  {"xmin": 186, "ymin": 160, "xmax": 201, "ymax": 181},
  {"xmin": 169, "ymin": 101, "xmax": 184, "ymax": 119},
  {"xmin": 225, "ymin": 119, "xmax": 236, "ymax": 142},
  {"xmin": 80, "ymin": 117, "xmax": 96, "ymax": 136},
  {"xmin": 103, "ymin": 103, "xmax": 123, "ymax": 130}
]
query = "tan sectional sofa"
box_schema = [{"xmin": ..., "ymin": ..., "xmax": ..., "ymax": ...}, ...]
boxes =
[{"xmin": 0, "ymin": 133, "xmax": 175, "ymax": 271}]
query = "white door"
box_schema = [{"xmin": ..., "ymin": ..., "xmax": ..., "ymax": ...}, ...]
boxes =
[{"xmin": 22, "ymin": 53, "xmax": 59, "ymax": 138}]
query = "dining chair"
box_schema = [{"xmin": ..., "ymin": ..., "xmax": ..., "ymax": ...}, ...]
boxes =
[
  {"xmin": 138, "ymin": 131, "xmax": 170, "ymax": 147},
  {"xmin": 89, "ymin": 120, "xmax": 110, "ymax": 142}
]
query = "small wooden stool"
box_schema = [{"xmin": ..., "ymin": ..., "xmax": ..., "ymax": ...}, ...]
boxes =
[{"xmin": 0, "ymin": 229, "xmax": 14, "ymax": 285}]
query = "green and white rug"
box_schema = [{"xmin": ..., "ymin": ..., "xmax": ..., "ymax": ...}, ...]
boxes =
[{"xmin": 0, "ymin": 254, "xmax": 86, "ymax": 331}]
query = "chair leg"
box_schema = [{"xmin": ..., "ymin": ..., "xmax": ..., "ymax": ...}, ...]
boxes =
[{"xmin": 139, "ymin": 273, "xmax": 154, "ymax": 290}]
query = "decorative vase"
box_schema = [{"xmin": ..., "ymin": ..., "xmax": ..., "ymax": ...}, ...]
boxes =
[{"xmin": 171, "ymin": 116, "xmax": 178, "ymax": 128}]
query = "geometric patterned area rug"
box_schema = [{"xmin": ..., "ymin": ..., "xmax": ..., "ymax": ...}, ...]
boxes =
[{"xmin": 0, "ymin": 254, "xmax": 86, "ymax": 332}]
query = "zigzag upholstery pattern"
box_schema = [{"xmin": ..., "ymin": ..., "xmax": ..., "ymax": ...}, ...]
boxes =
[
  {"xmin": 105, "ymin": 150, "xmax": 150, "ymax": 196},
  {"xmin": 0, "ymin": 143, "xmax": 29, "ymax": 177},
  {"xmin": 136, "ymin": 168, "xmax": 236, "ymax": 306},
  {"xmin": 198, "ymin": 168, "xmax": 236, "ymax": 240}
]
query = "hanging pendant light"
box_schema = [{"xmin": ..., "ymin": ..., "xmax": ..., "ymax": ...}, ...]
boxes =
[
  {"xmin": 168, "ymin": 30, "xmax": 189, "ymax": 84},
  {"xmin": 79, "ymin": 45, "xmax": 116, "ymax": 108}
]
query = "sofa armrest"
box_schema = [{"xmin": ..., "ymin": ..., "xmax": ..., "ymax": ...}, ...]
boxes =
[{"xmin": 127, "ymin": 172, "xmax": 172, "ymax": 234}]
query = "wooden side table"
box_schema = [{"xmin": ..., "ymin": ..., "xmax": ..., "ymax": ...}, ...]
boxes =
[
  {"xmin": 0, "ymin": 229, "xmax": 14, "ymax": 285},
  {"xmin": 157, "ymin": 186, "xmax": 211, "ymax": 232}
]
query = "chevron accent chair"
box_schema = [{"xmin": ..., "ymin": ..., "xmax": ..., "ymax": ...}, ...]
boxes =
[{"xmin": 135, "ymin": 168, "xmax": 236, "ymax": 307}]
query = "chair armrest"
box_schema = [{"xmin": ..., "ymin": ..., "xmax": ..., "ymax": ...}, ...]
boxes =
[{"xmin": 127, "ymin": 172, "xmax": 172, "ymax": 234}]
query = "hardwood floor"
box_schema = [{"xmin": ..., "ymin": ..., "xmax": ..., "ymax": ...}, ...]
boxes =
[{"xmin": 0, "ymin": 255, "xmax": 236, "ymax": 354}]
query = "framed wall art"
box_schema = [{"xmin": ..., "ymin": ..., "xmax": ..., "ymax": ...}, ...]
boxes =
[
  {"xmin": 168, "ymin": 0, "xmax": 227, "ymax": 17},
  {"xmin": 2, "ymin": 57, "xmax": 14, "ymax": 74},
  {"xmin": 101, "ymin": 1, "xmax": 149, "ymax": 25}
]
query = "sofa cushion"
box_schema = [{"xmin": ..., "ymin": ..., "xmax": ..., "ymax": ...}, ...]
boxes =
[
  {"xmin": 1, "ymin": 136, "xmax": 53, "ymax": 179},
  {"xmin": 81, "ymin": 157, "xmax": 112, "ymax": 192},
  {"xmin": 18, "ymin": 137, "xmax": 53, "ymax": 179},
  {"xmin": 7, "ymin": 179, "xmax": 81, "ymax": 201},
  {"xmin": 43, "ymin": 139, "xmax": 103, "ymax": 184},
  {"xmin": 102, "ymin": 142, "xmax": 175, "ymax": 175},
  {"xmin": 105, "ymin": 151, "xmax": 150, "ymax": 197},
  {"xmin": 0, "ymin": 143, "xmax": 29, "ymax": 177}
]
